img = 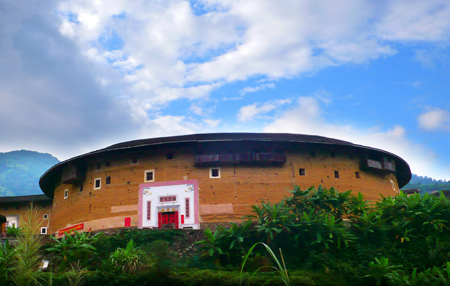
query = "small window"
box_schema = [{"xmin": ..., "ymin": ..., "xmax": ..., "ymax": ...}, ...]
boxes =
[
  {"xmin": 105, "ymin": 161, "xmax": 111, "ymax": 167},
  {"xmin": 43, "ymin": 214, "xmax": 48, "ymax": 220},
  {"xmin": 355, "ymin": 172, "xmax": 361, "ymax": 179},
  {"xmin": 310, "ymin": 151, "xmax": 316, "ymax": 157},
  {"xmin": 64, "ymin": 189, "xmax": 69, "ymax": 199},
  {"xmin": 334, "ymin": 171, "xmax": 340, "ymax": 178},
  {"xmin": 79, "ymin": 185, "xmax": 83, "ymax": 192},
  {"xmin": 94, "ymin": 178, "xmax": 101, "ymax": 189},
  {"xmin": 96, "ymin": 162, "xmax": 101, "ymax": 170},
  {"xmin": 132, "ymin": 157, "xmax": 138, "ymax": 164},
  {"xmin": 106, "ymin": 176, "xmax": 111, "ymax": 185},
  {"xmin": 299, "ymin": 168, "xmax": 306, "ymax": 176},
  {"xmin": 210, "ymin": 168, "xmax": 220, "ymax": 178},
  {"xmin": 331, "ymin": 152, "xmax": 336, "ymax": 158},
  {"xmin": 40, "ymin": 227, "xmax": 47, "ymax": 234},
  {"xmin": 144, "ymin": 170, "xmax": 154, "ymax": 182},
  {"xmin": 167, "ymin": 154, "xmax": 173, "ymax": 160}
]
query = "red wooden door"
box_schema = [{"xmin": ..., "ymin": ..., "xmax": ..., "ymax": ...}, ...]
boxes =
[{"xmin": 158, "ymin": 212, "xmax": 162, "ymax": 228}]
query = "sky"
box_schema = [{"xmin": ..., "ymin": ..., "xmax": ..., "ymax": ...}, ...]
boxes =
[{"xmin": 0, "ymin": 0, "xmax": 449, "ymax": 180}]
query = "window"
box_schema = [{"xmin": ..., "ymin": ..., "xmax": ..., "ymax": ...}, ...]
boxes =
[
  {"xmin": 132, "ymin": 157, "xmax": 138, "ymax": 164},
  {"xmin": 94, "ymin": 178, "xmax": 101, "ymax": 189},
  {"xmin": 64, "ymin": 189, "xmax": 69, "ymax": 199},
  {"xmin": 40, "ymin": 227, "xmax": 47, "ymax": 234},
  {"xmin": 106, "ymin": 176, "xmax": 111, "ymax": 185},
  {"xmin": 210, "ymin": 168, "xmax": 220, "ymax": 178},
  {"xmin": 43, "ymin": 214, "xmax": 48, "ymax": 220},
  {"xmin": 299, "ymin": 168, "xmax": 306, "ymax": 176},
  {"xmin": 96, "ymin": 162, "xmax": 101, "ymax": 170},
  {"xmin": 167, "ymin": 154, "xmax": 173, "ymax": 160},
  {"xmin": 355, "ymin": 172, "xmax": 361, "ymax": 179},
  {"xmin": 330, "ymin": 152, "xmax": 336, "ymax": 158},
  {"xmin": 334, "ymin": 171, "xmax": 340, "ymax": 178},
  {"xmin": 144, "ymin": 170, "xmax": 154, "ymax": 182},
  {"xmin": 310, "ymin": 151, "xmax": 316, "ymax": 157},
  {"xmin": 79, "ymin": 185, "xmax": 83, "ymax": 192},
  {"xmin": 105, "ymin": 161, "xmax": 111, "ymax": 167}
]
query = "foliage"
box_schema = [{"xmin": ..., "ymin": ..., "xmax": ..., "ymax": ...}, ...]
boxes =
[
  {"xmin": 11, "ymin": 203, "xmax": 44, "ymax": 286},
  {"xmin": 46, "ymin": 230, "xmax": 100, "ymax": 271},
  {"xmin": 0, "ymin": 240, "xmax": 14, "ymax": 286},
  {"xmin": 64, "ymin": 262, "xmax": 87, "ymax": 286},
  {"xmin": 241, "ymin": 242, "xmax": 290, "ymax": 286},
  {"xmin": 402, "ymin": 173, "xmax": 450, "ymax": 193},
  {"xmin": 109, "ymin": 239, "xmax": 144, "ymax": 274},
  {"xmin": 194, "ymin": 228, "xmax": 224, "ymax": 260},
  {"xmin": 6, "ymin": 225, "xmax": 23, "ymax": 237},
  {"xmin": 144, "ymin": 239, "xmax": 174, "ymax": 277}
]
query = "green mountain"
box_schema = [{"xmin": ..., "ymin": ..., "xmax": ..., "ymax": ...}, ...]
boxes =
[
  {"xmin": 0, "ymin": 150, "xmax": 60, "ymax": 197},
  {"xmin": 401, "ymin": 174, "xmax": 450, "ymax": 193}
]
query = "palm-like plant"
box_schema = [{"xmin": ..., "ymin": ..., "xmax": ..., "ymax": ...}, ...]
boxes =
[
  {"xmin": 46, "ymin": 230, "xmax": 100, "ymax": 271},
  {"xmin": 110, "ymin": 239, "xmax": 142, "ymax": 274}
]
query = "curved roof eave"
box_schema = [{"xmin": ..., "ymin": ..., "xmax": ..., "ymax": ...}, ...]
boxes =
[{"xmin": 39, "ymin": 133, "xmax": 412, "ymax": 197}]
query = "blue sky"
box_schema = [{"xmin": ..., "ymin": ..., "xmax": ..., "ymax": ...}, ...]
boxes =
[{"xmin": 0, "ymin": 0, "xmax": 449, "ymax": 180}]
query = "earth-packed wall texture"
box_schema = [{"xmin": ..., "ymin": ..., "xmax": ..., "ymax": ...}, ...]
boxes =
[
  {"xmin": 0, "ymin": 195, "xmax": 52, "ymax": 236},
  {"xmin": 39, "ymin": 133, "xmax": 411, "ymax": 236}
]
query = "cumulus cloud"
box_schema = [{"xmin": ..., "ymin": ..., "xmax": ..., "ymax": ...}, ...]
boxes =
[
  {"xmin": 237, "ymin": 99, "xmax": 292, "ymax": 122},
  {"xmin": 2, "ymin": 0, "xmax": 450, "ymax": 162},
  {"xmin": 264, "ymin": 96, "xmax": 444, "ymax": 179},
  {"xmin": 418, "ymin": 108, "xmax": 450, "ymax": 131}
]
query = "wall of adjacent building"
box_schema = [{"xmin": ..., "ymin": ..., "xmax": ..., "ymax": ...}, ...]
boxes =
[{"xmin": 0, "ymin": 201, "xmax": 51, "ymax": 234}]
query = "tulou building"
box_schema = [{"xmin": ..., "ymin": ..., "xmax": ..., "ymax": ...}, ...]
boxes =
[{"xmin": 1, "ymin": 133, "xmax": 411, "ymax": 236}]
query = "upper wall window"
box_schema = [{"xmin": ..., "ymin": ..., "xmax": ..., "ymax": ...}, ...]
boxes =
[
  {"xmin": 105, "ymin": 161, "xmax": 111, "ymax": 167},
  {"xmin": 43, "ymin": 214, "xmax": 48, "ymax": 220},
  {"xmin": 94, "ymin": 178, "xmax": 101, "ymax": 189},
  {"xmin": 334, "ymin": 171, "xmax": 340, "ymax": 178},
  {"xmin": 132, "ymin": 157, "xmax": 138, "ymax": 164},
  {"xmin": 210, "ymin": 168, "xmax": 220, "ymax": 178},
  {"xmin": 355, "ymin": 172, "xmax": 361, "ymax": 179},
  {"xmin": 96, "ymin": 162, "xmax": 101, "ymax": 170},
  {"xmin": 330, "ymin": 152, "xmax": 336, "ymax": 158},
  {"xmin": 40, "ymin": 227, "xmax": 47, "ymax": 234},
  {"xmin": 64, "ymin": 189, "xmax": 69, "ymax": 199},
  {"xmin": 299, "ymin": 168, "xmax": 306, "ymax": 176},
  {"xmin": 144, "ymin": 170, "xmax": 154, "ymax": 182},
  {"xmin": 106, "ymin": 176, "xmax": 111, "ymax": 185},
  {"xmin": 167, "ymin": 154, "xmax": 173, "ymax": 160}
]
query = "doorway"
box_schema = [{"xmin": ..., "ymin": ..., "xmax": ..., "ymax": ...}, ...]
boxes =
[{"xmin": 158, "ymin": 211, "xmax": 178, "ymax": 229}]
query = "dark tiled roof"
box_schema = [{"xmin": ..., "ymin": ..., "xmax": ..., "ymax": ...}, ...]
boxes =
[
  {"xmin": 0, "ymin": 194, "xmax": 51, "ymax": 203},
  {"xmin": 39, "ymin": 133, "xmax": 412, "ymax": 196},
  {"xmin": 104, "ymin": 133, "xmax": 354, "ymax": 150}
]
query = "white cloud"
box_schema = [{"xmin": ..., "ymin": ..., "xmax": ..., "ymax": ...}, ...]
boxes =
[
  {"xmin": 264, "ymin": 96, "xmax": 447, "ymax": 180},
  {"xmin": 239, "ymin": 83, "xmax": 275, "ymax": 95},
  {"xmin": 237, "ymin": 99, "xmax": 292, "ymax": 122},
  {"xmin": 418, "ymin": 108, "xmax": 450, "ymax": 131}
]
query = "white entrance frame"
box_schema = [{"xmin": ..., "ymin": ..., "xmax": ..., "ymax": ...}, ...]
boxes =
[{"xmin": 138, "ymin": 179, "xmax": 199, "ymax": 229}]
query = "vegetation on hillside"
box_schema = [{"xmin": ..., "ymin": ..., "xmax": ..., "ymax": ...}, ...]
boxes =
[
  {"xmin": 401, "ymin": 173, "xmax": 450, "ymax": 193},
  {"xmin": 0, "ymin": 150, "xmax": 59, "ymax": 196},
  {"xmin": 3, "ymin": 185, "xmax": 450, "ymax": 285}
]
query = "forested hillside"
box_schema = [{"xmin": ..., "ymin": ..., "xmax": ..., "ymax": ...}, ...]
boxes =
[
  {"xmin": 0, "ymin": 150, "xmax": 59, "ymax": 196},
  {"xmin": 401, "ymin": 173, "xmax": 450, "ymax": 192}
]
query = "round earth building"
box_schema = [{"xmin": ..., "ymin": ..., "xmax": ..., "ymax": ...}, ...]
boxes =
[{"xmin": 39, "ymin": 133, "xmax": 412, "ymax": 235}]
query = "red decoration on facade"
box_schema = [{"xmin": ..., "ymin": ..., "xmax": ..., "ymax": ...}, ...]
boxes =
[
  {"xmin": 185, "ymin": 198, "xmax": 190, "ymax": 218},
  {"xmin": 124, "ymin": 217, "xmax": 131, "ymax": 227},
  {"xmin": 147, "ymin": 201, "xmax": 151, "ymax": 220},
  {"xmin": 181, "ymin": 215, "xmax": 184, "ymax": 224},
  {"xmin": 58, "ymin": 223, "xmax": 84, "ymax": 236},
  {"xmin": 160, "ymin": 196, "xmax": 176, "ymax": 202}
]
